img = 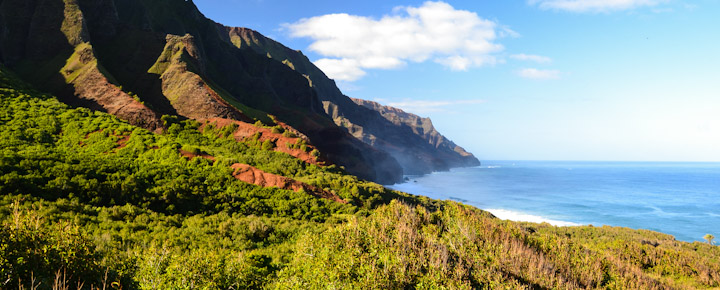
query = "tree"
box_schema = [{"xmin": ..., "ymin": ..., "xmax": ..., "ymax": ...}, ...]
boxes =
[
  {"xmin": 704, "ymin": 234, "xmax": 715, "ymax": 245},
  {"xmin": 261, "ymin": 140, "xmax": 276, "ymax": 151}
]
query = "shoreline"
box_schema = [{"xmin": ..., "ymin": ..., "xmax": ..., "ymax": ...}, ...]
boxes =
[
  {"xmin": 389, "ymin": 167, "xmax": 584, "ymax": 228},
  {"xmin": 389, "ymin": 161, "xmax": 720, "ymax": 242}
]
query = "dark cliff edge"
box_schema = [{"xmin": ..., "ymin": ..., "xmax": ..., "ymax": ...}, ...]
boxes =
[
  {"xmin": 352, "ymin": 98, "xmax": 481, "ymax": 174},
  {"xmin": 0, "ymin": 0, "xmax": 477, "ymax": 183}
]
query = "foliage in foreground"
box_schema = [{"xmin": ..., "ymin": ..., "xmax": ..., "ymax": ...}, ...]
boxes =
[
  {"xmin": 3, "ymin": 197, "xmax": 720, "ymax": 289},
  {"xmin": 276, "ymin": 201, "xmax": 720, "ymax": 289},
  {"xmin": 1, "ymin": 66, "xmax": 720, "ymax": 289}
]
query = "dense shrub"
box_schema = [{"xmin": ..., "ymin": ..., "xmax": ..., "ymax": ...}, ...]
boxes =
[
  {"xmin": 271, "ymin": 126, "xmax": 284, "ymax": 134},
  {"xmin": 0, "ymin": 203, "xmax": 112, "ymax": 289},
  {"xmin": 261, "ymin": 139, "xmax": 276, "ymax": 151}
]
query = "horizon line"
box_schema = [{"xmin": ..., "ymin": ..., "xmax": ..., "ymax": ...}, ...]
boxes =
[{"xmin": 479, "ymin": 159, "xmax": 720, "ymax": 163}]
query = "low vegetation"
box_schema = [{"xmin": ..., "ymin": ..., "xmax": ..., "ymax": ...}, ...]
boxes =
[
  {"xmin": 275, "ymin": 201, "xmax": 720, "ymax": 289},
  {"xmin": 1, "ymin": 67, "xmax": 720, "ymax": 288}
]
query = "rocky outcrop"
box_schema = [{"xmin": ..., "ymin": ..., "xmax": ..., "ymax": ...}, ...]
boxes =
[
  {"xmin": 150, "ymin": 34, "xmax": 249, "ymax": 122},
  {"xmin": 231, "ymin": 163, "xmax": 347, "ymax": 204},
  {"xmin": 174, "ymin": 147, "xmax": 344, "ymax": 203},
  {"xmin": 202, "ymin": 118, "xmax": 328, "ymax": 166},
  {"xmin": 61, "ymin": 43, "xmax": 163, "ymax": 131},
  {"xmin": 352, "ymin": 98, "xmax": 480, "ymax": 172}
]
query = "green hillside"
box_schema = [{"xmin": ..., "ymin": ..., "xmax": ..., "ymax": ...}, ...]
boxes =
[{"xmin": 2, "ymin": 67, "xmax": 720, "ymax": 288}]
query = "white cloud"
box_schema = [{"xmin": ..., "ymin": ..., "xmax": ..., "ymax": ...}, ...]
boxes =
[
  {"xmin": 387, "ymin": 99, "xmax": 487, "ymax": 114},
  {"xmin": 313, "ymin": 58, "xmax": 366, "ymax": 81},
  {"xmin": 500, "ymin": 26, "xmax": 521, "ymax": 38},
  {"xmin": 285, "ymin": 1, "xmax": 506, "ymax": 81},
  {"xmin": 510, "ymin": 53, "xmax": 552, "ymax": 63},
  {"xmin": 517, "ymin": 68, "xmax": 561, "ymax": 80},
  {"xmin": 528, "ymin": 0, "xmax": 664, "ymax": 12}
]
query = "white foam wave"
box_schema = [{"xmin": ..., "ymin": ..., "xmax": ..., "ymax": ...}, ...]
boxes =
[
  {"xmin": 486, "ymin": 165, "xmax": 502, "ymax": 168},
  {"xmin": 485, "ymin": 208, "xmax": 581, "ymax": 227}
]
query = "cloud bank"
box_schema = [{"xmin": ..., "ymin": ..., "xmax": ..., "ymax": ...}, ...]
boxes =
[
  {"xmin": 286, "ymin": 1, "xmax": 505, "ymax": 81},
  {"xmin": 528, "ymin": 0, "xmax": 664, "ymax": 12},
  {"xmin": 517, "ymin": 68, "xmax": 561, "ymax": 80},
  {"xmin": 386, "ymin": 99, "xmax": 486, "ymax": 114},
  {"xmin": 510, "ymin": 54, "xmax": 552, "ymax": 63}
]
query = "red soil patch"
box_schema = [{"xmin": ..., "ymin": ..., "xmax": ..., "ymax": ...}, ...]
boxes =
[
  {"xmin": 79, "ymin": 129, "xmax": 103, "ymax": 146},
  {"xmin": 231, "ymin": 163, "xmax": 346, "ymax": 204},
  {"xmin": 179, "ymin": 149, "xmax": 216, "ymax": 161},
  {"xmin": 79, "ymin": 130, "xmax": 131, "ymax": 151},
  {"xmin": 201, "ymin": 118, "xmax": 330, "ymax": 166},
  {"xmin": 85, "ymin": 129, "xmax": 103, "ymax": 139},
  {"xmin": 116, "ymin": 135, "xmax": 131, "ymax": 149}
]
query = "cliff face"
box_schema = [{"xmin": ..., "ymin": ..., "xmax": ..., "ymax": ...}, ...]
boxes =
[
  {"xmin": 352, "ymin": 98, "xmax": 480, "ymax": 173},
  {"xmin": 0, "ymin": 0, "xmax": 477, "ymax": 182},
  {"xmin": 0, "ymin": 0, "xmax": 163, "ymax": 131},
  {"xmin": 225, "ymin": 27, "xmax": 480, "ymax": 175}
]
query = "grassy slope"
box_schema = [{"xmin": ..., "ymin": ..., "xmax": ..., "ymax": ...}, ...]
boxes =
[
  {"xmin": 1, "ymin": 66, "xmax": 719, "ymax": 288},
  {"xmin": 276, "ymin": 201, "xmax": 720, "ymax": 289}
]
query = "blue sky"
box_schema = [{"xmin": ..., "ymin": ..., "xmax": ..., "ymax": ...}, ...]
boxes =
[{"xmin": 195, "ymin": 0, "xmax": 720, "ymax": 161}]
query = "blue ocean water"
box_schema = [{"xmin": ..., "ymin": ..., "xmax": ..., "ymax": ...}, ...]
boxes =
[{"xmin": 389, "ymin": 161, "xmax": 720, "ymax": 242}]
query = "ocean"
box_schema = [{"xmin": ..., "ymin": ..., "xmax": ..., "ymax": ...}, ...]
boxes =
[{"xmin": 389, "ymin": 161, "xmax": 720, "ymax": 242}]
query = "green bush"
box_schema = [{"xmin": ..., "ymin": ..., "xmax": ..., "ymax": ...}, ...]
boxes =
[
  {"xmin": 0, "ymin": 203, "xmax": 111, "ymax": 289},
  {"xmin": 261, "ymin": 140, "xmax": 276, "ymax": 151},
  {"xmin": 282, "ymin": 130, "xmax": 297, "ymax": 138},
  {"xmin": 310, "ymin": 149, "xmax": 320, "ymax": 158},
  {"xmin": 271, "ymin": 126, "xmax": 284, "ymax": 134},
  {"xmin": 181, "ymin": 144, "xmax": 201, "ymax": 155}
]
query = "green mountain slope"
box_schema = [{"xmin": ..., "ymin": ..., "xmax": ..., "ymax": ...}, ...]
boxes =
[
  {"xmin": 2, "ymin": 66, "xmax": 720, "ymax": 289},
  {"xmin": 0, "ymin": 0, "xmax": 403, "ymax": 184},
  {"xmin": 0, "ymin": 64, "xmax": 422, "ymax": 288}
]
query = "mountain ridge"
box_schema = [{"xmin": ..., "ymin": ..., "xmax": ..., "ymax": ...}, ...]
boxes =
[
  {"xmin": 0, "ymin": 0, "xmax": 477, "ymax": 183},
  {"xmin": 226, "ymin": 26, "xmax": 481, "ymax": 175},
  {"xmin": 0, "ymin": 0, "xmax": 400, "ymax": 183}
]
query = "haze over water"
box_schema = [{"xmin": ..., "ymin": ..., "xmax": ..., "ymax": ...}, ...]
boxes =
[{"xmin": 391, "ymin": 161, "xmax": 720, "ymax": 242}]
